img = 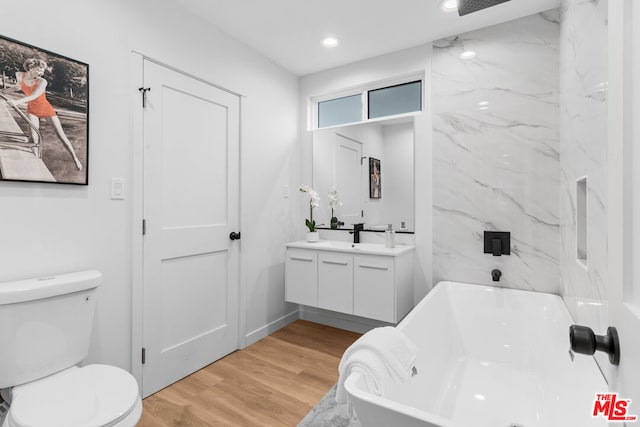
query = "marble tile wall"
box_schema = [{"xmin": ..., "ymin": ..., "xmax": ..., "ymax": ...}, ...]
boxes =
[
  {"xmin": 432, "ymin": 12, "xmax": 562, "ymax": 293},
  {"xmin": 558, "ymin": 0, "xmax": 608, "ymax": 328}
]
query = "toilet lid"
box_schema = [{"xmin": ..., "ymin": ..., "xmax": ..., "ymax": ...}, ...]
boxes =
[{"xmin": 9, "ymin": 364, "xmax": 139, "ymax": 427}]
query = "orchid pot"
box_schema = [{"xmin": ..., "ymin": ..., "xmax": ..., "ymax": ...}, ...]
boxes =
[{"xmin": 306, "ymin": 232, "xmax": 320, "ymax": 242}]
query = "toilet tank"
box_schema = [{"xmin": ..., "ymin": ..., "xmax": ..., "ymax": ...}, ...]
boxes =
[{"xmin": 0, "ymin": 270, "xmax": 102, "ymax": 388}]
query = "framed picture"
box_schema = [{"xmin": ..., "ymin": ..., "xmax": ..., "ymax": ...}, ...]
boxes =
[
  {"xmin": 0, "ymin": 34, "xmax": 88, "ymax": 185},
  {"xmin": 369, "ymin": 157, "xmax": 381, "ymax": 199}
]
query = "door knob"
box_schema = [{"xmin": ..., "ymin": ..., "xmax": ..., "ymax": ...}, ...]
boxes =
[
  {"xmin": 569, "ymin": 325, "xmax": 620, "ymax": 365},
  {"xmin": 229, "ymin": 231, "xmax": 241, "ymax": 241}
]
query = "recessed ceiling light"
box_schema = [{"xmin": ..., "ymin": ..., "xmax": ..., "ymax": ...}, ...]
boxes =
[
  {"xmin": 441, "ymin": 0, "xmax": 458, "ymax": 12},
  {"xmin": 460, "ymin": 50, "xmax": 476, "ymax": 60},
  {"xmin": 321, "ymin": 37, "xmax": 339, "ymax": 48},
  {"xmin": 478, "ymin": 101, "xmax": 489, "ymax": 107}
]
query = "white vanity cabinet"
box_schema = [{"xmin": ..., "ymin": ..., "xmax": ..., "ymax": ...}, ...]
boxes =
[
  {"xmin": 285, "ymin": 249, "xmax": 318, "ymax": 306},
  {"xmin": 285, "ymin": 241, "xmax": 414, "ymax": 323},
  {"xmin": 353, "ymin": 253, "xmax": 413, "ymax": 323},
  {"xmin": 318, "ymin": 252, "xmax": 354, "ymax": 314}
]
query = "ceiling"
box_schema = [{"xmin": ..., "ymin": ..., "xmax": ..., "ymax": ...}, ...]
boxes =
[{"xmin": 175, "ymin": 0, "xmax": 560, "ymax": 76}]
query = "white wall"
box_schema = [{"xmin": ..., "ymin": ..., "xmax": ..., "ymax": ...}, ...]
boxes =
[
  {"xmin": 382, "ymin": 122, "xmax": 414, "ymax": 231},
  {"xmin": 299, "ymin": 45, "xmax": 433, "ymax": 308},
  {"xmin": 0, "ymin": 0, "xmax": 299, "ymax": 371}
]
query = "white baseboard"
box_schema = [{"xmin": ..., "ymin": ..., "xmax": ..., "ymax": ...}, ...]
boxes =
[
  {"xmin": 300, "ymin": 306, "xmax": 390, "ymax": 334},
  {"xmin": 243, "ymin": 310, "xmax": 300, "ymax": 348}
]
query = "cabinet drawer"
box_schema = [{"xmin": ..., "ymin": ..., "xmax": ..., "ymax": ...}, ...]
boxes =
[
  {"xmin": 318, "ymin": 253, "xmax": 353, "ymax": 314},
  {"xmin": 285, "ymin": 249, "xmax": 317, "ymax": 306},
  {"xmin": 353, "ymin": 255, "xmax": 395, "ymax": 322}
]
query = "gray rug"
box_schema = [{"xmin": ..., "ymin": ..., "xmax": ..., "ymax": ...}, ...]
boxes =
[{"xmin": 297, "ymin": 385, "xmax": 361, "ymax": 427}]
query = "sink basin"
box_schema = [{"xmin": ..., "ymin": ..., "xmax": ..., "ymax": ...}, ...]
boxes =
[{"xmin": 286, "ymin": 240, "xmax": 414, "ymax": 256}]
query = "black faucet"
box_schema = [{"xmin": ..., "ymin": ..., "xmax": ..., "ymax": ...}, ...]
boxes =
[
  {"xmin": 491, "ymin": 269, "xmax": 502, "ymax": 282},
  {"xmin": 350, "ymin": 223, "xmax": 364, "ymax": 244}
]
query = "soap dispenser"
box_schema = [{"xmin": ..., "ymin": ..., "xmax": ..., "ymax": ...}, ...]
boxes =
[{"xmin": 385, "ymin": 224, "xmax": 396, "ymax": 248}]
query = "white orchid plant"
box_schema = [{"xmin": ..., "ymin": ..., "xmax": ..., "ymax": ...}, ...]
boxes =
[
  {"xmin": 299, "ymin": 185, "xmax": 321, "ymax": 232},
  {"xmin": 328, "ymin": 188, "xmax": 341, "ymax": 210},
  {"xmin": 328, "ymin": 188, "xmax": 342, "ymax": 228}
]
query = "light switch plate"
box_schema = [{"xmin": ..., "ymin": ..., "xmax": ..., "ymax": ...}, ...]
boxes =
[{"xmin": 110, "ymin": 178, "xmax": 125, "ymax": 200}]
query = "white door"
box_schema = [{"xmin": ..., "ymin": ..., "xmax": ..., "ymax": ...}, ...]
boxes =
[
  {"xmin": 334, "ymin": 133, "xmax": 364, "ymax": 226},
  {"xmin": 312, "ymin": 130, "xmax": 363, "ymax": 226},
  {"xmin": 608, "ymin": 0, "xmax": 640, "ymax": 412},
  {"xmin": 141, "ymin": 60, "xmax": 240, "ymax": 397}
]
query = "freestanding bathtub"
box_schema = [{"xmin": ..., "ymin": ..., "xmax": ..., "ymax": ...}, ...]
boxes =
[{"xmin": 344, "ymin": 281, "xmax": 608, "ymax": 427}]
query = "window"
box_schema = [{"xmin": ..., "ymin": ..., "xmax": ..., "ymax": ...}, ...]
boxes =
[
  {"xmin": 314, "ymin": 75, "xmax": 423, "ymax": 129},
  {"xmin": 368, "ymin": 81, "xmax": 422, "ymax": 119},
  {"xmin": 317, "ymin": 94, "xmax": 362, "ymax": 128}
]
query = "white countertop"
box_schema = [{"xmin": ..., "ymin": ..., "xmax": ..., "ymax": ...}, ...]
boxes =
[{"xmin": 286, "ymin": 240, "xmax": 414, "ymax": 256}]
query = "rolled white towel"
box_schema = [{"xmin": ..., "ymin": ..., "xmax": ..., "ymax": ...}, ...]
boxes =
[{"xmin": 335, "ymin": 326, "xmax": 417, "ymax": 404}]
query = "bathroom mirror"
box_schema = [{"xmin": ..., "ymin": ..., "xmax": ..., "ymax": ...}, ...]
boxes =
[{"xmin": 312, "ymin": 117, "xmax": 415, "ymax": 232}]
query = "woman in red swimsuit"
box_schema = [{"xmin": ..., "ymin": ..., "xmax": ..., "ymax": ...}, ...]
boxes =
[{"xmin": 9, "ymin": 58, "xmax": 82, "ymax": 170}]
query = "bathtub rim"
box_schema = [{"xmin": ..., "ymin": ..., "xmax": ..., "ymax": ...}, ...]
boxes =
[
  {"xmin": 342, "ymin": 280, "xmax": 582, "ymax": 426},
  {"xmin": 343, "ymin": 371, "xmax": 453, "ymax": 426},
  {"xmin": 342, "ymin": 281, "xmax": 457, "ymax": 426},
  {"xmin": 397, "ymin": 280, "xmax": 568, "ymax": 332}
]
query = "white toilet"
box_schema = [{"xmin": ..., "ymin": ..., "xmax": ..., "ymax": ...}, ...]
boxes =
[{"xmin": 0, "ymin": 270, "xmax": 142, "ymax": 427}]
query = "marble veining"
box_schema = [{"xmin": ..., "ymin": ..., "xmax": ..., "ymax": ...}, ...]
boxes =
[
  {"xmin": 558, "ymin": 0, "xmax": 608, "ymax": 330},
  {"xmin": 432, "ymin": 12, "xmax": 561, "ymax": 293}
]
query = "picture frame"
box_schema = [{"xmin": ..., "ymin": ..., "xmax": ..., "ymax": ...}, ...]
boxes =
[
  {"xmin": 0, "ymin": 34, "xmax": 89, "ymax": 185},
  {"xmin": 369, "ymin": 157, "xmax": 381, "ymax": 199}
]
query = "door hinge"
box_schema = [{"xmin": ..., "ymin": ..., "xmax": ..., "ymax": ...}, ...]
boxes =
[
  {"xmin": 142, "ymin": 219, "xmax": 146, "ymax": 235},
  {"xmin": 142, "ymin": 347, "xmax": 146, "ymax": 365}
]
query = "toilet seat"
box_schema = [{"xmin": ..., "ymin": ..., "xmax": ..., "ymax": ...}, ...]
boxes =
[{"xmin": 6, "ymin": 364, "xmax": 140, "ymax": 427}]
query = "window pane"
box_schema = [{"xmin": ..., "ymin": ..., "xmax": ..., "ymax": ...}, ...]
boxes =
[
  {"xmin": 368, "ymin": 81, "xmax": 422, "ymax": 119},
  {"xmin": 318, "ymin": 94, "xmax": 362, "ymax": 128}
]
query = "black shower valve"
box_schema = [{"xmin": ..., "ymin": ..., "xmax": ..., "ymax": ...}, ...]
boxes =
[{"xmin": 484, "ymin": 231, "xmax": 510, "ymax": 256}]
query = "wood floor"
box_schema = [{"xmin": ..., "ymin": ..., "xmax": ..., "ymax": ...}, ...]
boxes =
[{"xmin": 138, "ymin": 320, "xmax": 361, "ymax": 427}]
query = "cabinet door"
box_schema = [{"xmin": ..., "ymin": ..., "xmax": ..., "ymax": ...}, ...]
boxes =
[
  {"xmin": 318, "ymin": 252, "xmax": 353, "ymax": 314},
  {"xmin": 354, "ymin": 255, "xmax": 395, "ymax": 322},
  {"xmin": 285, "ymin": 249, "xmax": 317, "ymax": 306}
]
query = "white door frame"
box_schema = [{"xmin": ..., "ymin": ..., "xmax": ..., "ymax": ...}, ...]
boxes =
[
  {"xmin": 129, "ymin": 52, "xmax": 246, "ymax": 386},
  {"xmin": 608, "ymin": 0, "xmax": 640, "ymax": 401}
]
